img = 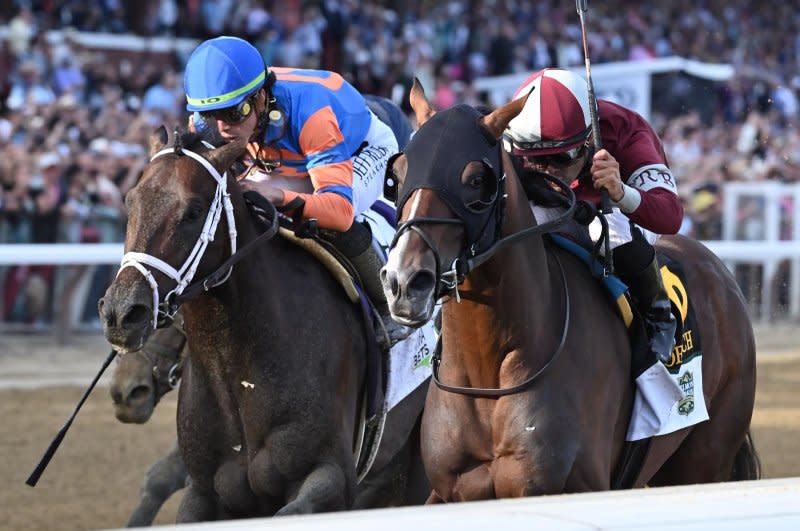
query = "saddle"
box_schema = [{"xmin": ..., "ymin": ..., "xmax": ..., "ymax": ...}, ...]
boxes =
[{"xmin": 277, "ymin": 226, "xmax": 359, "ymax": 302}]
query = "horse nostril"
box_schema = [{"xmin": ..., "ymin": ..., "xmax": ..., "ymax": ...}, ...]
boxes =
[
  {"xmin": 98, "ymin": 298, "xmax": 117, "ymax": 328},
  {"xmin": 381, "ymin": 268, "xmax": 401, "ymax": 297},
  {"xmin": 129, "ymin": 385, "xmax": 153, "ymax": 402},
  {"xmin": 407, "ymin": 271, "xmax": 435, "ymax": 297},
  {"xmin": 110, "ymin": 387, "xmax": 123, "ymax": 405},
  {"xmin": 121, "ymin": 304, "xmax": 151, "ymax": 327}
]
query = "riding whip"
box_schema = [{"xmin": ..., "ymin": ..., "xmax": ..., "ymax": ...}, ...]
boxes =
[
  {"xmin": 25, "ymin": 349, "xmax": 118, "ymax": 487},
  {"xmin": 576, "ymin": 0, "xmax": 612, "ymax": 214}
]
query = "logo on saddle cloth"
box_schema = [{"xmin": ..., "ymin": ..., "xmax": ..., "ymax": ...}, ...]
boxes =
[{"xmin": 659, "ymin": 260, "xmax": 702, "ymax": 416}]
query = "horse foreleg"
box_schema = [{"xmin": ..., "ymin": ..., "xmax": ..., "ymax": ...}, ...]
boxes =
[
  {"xmin": 275, "ymin": 463, "xmax": 351, "ymax": 516},
  {"xmin": 425, "ymin": 490, "xmax": 444, "ymax": 504},
  {"xmin": 127, "ymin": 440, "xmax": 188, "ymax": 527},
  {"xmin": 176, "ymin": 480, "xmax": 222, "ymax": 523}
]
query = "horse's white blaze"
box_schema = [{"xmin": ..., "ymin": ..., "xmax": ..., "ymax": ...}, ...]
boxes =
[{"xmin": 385, "ymin": 190, "xmax": 424, "ymax": 275}]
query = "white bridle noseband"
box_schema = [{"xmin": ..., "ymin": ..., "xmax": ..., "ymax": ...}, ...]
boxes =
[{"xmin": 117, "ymin": 142, "xmax": 237, "ymax": 328}]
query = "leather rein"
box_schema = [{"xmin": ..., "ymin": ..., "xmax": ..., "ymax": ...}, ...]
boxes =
[{"xmin": 398, "ymin": 170, "xmax": 578, "ymax": 398}]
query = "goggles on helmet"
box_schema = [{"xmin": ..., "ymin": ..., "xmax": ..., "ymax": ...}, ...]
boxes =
[
  {"xmin": 509, "ymin": 126, "xmax": 591, "ymax": 152},
  {"xmin": 519, "ymin": 144, "xmax": 586, "ymax": 168},
  {"xmin": 199, "ymin": 96, "xmax": 255, "ymax": 124}
]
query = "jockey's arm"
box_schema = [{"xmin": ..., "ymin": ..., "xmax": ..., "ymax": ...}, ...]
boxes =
[
  {"xmin": 616, "ymin": 166, "xmax": 683, "ymax": 235},
  {"xmin": 278, "ymin": 105, "xmax": 357, "ymax": 232}
]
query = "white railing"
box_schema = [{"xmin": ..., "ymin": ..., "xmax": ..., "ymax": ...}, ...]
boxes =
[
  {"xmin": 106, "ymin": 478, "xmax": 800, "ymax": 531},
  {"xmin": 719, "ymin": 182, "xmax": 800, "ymax": 320},
  {"xmin": 2, "ymin": 237, "xmax": 800, "ymax": 328}
]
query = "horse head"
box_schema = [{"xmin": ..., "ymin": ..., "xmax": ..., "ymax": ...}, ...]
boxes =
[
  {"xmin": 110, "ymin": 312, "xmax": 187, "ymax": 423},
  {"xmin": 380, "ymin": 81, "xmax": 530, "ymax": 326},
  {"xmin": 98, "ymin": 126, "xmax": 248, "ymax": 353}
]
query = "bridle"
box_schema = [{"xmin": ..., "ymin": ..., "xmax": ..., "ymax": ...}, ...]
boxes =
[
  {"xmin": 117, "ymin": 142, "xmax": 279, "ymax": 329},
  {"xmin": 117, "ymin": 142, "xmax": 237, "ymax": 329},
  {"xmin": 140, "ymin": 339, "xmax": 186, "ymax": 395},
  {"xmin": 389, "ymin": 145, "xmax": 579, "ymax": 397},
  {"xmin": 390, "ymin": 163, "xmax": 577, "ymax": 302}
]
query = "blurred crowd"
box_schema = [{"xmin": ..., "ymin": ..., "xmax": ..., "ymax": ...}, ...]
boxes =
[{"xmin": 1, "ymin": 0, "xmax": 799, "ymax": 324}]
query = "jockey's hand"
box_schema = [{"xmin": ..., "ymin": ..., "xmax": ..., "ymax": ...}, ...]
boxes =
[
  {"xmin": 591, "ymin": 149, "xmax": 624, "ymax": 202},
  {"xmin": 240, "ymin": 178, "xmax": 285, "ymax": 205}
]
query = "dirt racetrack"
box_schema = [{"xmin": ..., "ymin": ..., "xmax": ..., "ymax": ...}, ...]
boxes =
[{"xmin": 1, "ymin": 325, "xmax": 799, "ymax": 531}]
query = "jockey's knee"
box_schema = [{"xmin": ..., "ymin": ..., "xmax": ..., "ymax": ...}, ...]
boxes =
[{"xmin": 322, "ymin": 220, "xmax": 373, "ymax": 258}]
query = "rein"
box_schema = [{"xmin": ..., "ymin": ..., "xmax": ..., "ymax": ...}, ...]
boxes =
[
  {"xmin": 392, "ymin": 172, "xmax": 576, "ymax": 300},
  {"xmin": 430, "ymin": 250, "xmax": 570, "ymax": 397},
  {"xmin": 116, "ymin": 143, "xmax": 278, "ymax": 328},
  {"xmin": 393, "ymin": 155, "xmax": 578, "ymax": 397}
]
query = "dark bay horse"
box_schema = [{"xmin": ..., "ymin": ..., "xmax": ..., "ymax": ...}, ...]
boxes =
[
  {"xmin": 110, "ymin": 315, "xmax": 188, "ymax": 527},
  {"xmin": 380, "ymin": 81, "xmax": 759, "ymax": 502},
  {"xmin": 109, "ymin": 311, "xmax": 426, "ymax": 526},
  {"xmin": 99, "ymin": 128, "xmax": 426, "ymax": 521}
]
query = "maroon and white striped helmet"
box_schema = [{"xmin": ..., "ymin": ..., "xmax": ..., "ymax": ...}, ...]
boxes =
[{"xmin": 504, "ymin": 68, "xmax": 592, "ymax": 156}]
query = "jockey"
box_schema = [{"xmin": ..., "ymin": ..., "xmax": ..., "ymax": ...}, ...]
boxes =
[
  {"xmin": 503, "ymin": 68, "xmax": 682, "ymax": 364},
  {"xmin": 183, "ymin": 36, "xmax": 410, "ymax": 349}
]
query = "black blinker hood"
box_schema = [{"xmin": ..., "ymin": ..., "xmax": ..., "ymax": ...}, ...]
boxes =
[{"xmin": 397, "ymin": 104, "xmax": 503, "ymax": 253}]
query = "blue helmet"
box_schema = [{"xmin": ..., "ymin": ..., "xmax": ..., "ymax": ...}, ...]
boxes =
[{"xmin": 184, "ymin": 36, "xmax": 267, "ymax": 112}]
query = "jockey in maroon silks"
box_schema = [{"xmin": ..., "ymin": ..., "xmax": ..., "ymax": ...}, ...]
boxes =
[{"xmin": 503, "ymin": 68, "xmax": 683, "ymax": 365}]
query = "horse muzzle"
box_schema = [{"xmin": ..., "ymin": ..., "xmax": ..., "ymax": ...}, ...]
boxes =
[
  {"xmin": 381, "ymin": 263, "xmax": 437, "ymax": 327},
  {"xmin": 98, "ymin": 281, "xmax": 154, "ymax": 354}
]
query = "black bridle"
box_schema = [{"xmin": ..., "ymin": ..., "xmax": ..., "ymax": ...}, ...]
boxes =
[
  {"xmin": 388, "ymin": 130, "xmax": 580, "ymax": 397},
  {"xmin": 390, "ymin": 169, "xmax": 577, "ymax": 302}
]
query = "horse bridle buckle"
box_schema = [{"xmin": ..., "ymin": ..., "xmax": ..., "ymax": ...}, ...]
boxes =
[{"xmin": 441, "ymin": 258, "xmax": 462, "ymax": 303}]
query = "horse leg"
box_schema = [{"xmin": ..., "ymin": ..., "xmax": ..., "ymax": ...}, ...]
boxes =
[
  {"xmin": 274, "ymin": 463, "xmax": 351, "ymax": 516},
  {"xmin": 127, "ymin": 440, "xmax": 188, "ymax": 527},
  {"xmin": 425, "ymin": 490, "xmax": 445, "ymax": 504},
  {"xmin": 649, "ymin": 384, "xmax": 757, "ymax": 486},
  {"xmin": 176, "ymin": 480, "xmax": 223, "ymax": 523}
]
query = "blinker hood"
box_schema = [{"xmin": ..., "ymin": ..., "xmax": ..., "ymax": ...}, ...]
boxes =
[{"xmin": 397, "ymin": 105, "xmax": 503, "ymax": 252}]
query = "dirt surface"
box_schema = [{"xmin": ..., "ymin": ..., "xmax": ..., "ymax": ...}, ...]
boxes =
[{"xmin": 0, "ymin": 325, "xmax": 799, "ymax": 531}]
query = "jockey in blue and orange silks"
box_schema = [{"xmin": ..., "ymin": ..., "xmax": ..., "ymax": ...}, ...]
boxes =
[{"xmin": 183, "ymin": 36, "xmax": 410, "ymax": 347}]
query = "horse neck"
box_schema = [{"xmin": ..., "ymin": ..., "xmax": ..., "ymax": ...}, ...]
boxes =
[
  {"xmin": 443, "ymin": 164, "xmax": 562, "ymax": 372},
  {"xmin": 180, "ymin": 205, "xmax": 283, "ymax": 366}
]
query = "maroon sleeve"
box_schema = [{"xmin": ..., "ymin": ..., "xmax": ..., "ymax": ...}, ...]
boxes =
[{"xmin": 628, "ymin": 187, "xmax": 684, "ymax": 234}]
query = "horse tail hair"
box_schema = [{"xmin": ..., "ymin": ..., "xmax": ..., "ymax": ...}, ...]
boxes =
[{"xmin": 729, "ymin": 430, "xmax": 761, "ymax": 481}]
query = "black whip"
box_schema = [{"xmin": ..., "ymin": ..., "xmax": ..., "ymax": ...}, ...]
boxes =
[{"xmin": 26, "ymin": 349, "xmax": 118, "ymax": 487}]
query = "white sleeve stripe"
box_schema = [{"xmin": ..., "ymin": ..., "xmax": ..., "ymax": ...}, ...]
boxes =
[
  {"xmin": 626, "ymin": 164, "xmax": 678, "ymax": 195},
  {"xmin": 613, "ymin": 184, "xmax": 642, "ymax": 213}
]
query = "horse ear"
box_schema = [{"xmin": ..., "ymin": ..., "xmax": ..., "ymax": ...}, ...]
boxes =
[
  {"xmin": 149, "ymin": 125, "xmax": 169, "ymax": 156},
  {"xmin": 409, "ymin": 77, "xmax": 436, "ymax": 127},
  {"xmin": 480, "ymin": 95, "xmax": 528, "ymax": 140},
  {"xmin": 206, "ymin": 138, "xmax": 248, "ymax": 174}
]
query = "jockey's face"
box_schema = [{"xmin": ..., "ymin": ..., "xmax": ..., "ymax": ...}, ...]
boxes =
[
  {"xmin": 208, "ymin": 89, "xmax": 265, "ymax": 143},
  {"xmin": 518, "ymin": 144, "xmax": 587, "ymax": 184}
]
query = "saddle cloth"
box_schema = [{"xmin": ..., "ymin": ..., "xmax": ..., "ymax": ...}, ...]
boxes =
[
  {"xmin": 548, "ymin": 233, "xmax": 710, "ymax": 441},
  {"xmin": 359, "ymin": 202, "xmax": 435, "ymax": 411}
]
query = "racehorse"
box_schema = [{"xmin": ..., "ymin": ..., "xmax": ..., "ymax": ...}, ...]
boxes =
[
  {"xmin": 99, "ymin": 126, "xmax": 426, "ymax": 521},
  {"xmin": 380, "ymin": 81, "xmax": 759, "ymax": 502},
  {"xmin": 109, "ymin": 310, "xmax": 426, "ymax": 526},
  {"xmin": 110, "ymin": 314, "xmax": 188, "ymax": 527}
]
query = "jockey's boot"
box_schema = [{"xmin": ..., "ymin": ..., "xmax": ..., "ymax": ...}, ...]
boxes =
[
  {"xmin": 327, "ymin": 221, "xmax": 413, "ymax": 351},
  {"xmin": 614, "ymin": 236, "xmax": 677, "ymax": 365}
]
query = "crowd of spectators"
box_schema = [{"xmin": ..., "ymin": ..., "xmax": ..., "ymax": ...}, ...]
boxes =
[{"xmin": 1, "ymin": 0, "xmax": 799, "ymax": 324}]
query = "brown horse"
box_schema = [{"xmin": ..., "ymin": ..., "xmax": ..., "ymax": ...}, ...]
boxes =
[
  {"xmin": 99, "ymin": 128, "xmax": 426, "ymax": 521},
  {"xmin": 380, "ymin": 82, "xmax": 759, "ymax": 502}
]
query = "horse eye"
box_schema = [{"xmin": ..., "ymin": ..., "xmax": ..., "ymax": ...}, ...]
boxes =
[
  {"xmin": 181, "ymin": 204, "xmax": 204, "ymax": 224},
  {"xmin": 469, "ymin": 174, "xmax": 484, "ymax": 189}
]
